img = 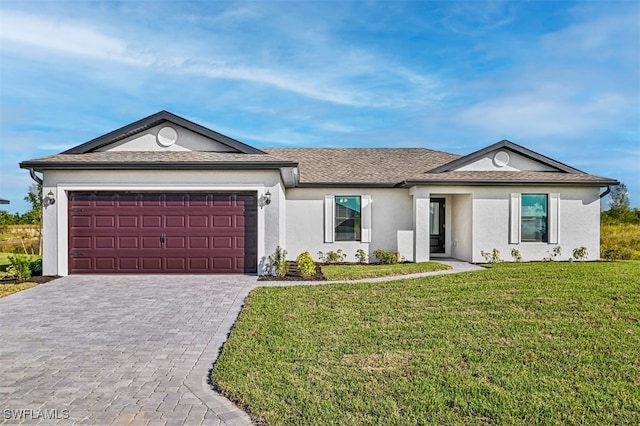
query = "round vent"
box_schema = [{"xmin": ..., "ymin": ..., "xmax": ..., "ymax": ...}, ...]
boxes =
[
  {"xmin": 493, "ymin": 150, "xmax": 510, "ymax": 167},
  {"xmin": 157, "ymin": 126, "xmax": 178, "ymax": 147}
]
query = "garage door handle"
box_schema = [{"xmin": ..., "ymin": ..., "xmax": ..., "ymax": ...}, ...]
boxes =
[{"xmin": 160, "ymin": 234, "xmax": 165, "ymax": 245}]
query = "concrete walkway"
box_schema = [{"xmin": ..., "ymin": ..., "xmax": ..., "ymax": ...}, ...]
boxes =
[{"xmin": 0, "ymin": 260, "xmax": 482, "ymax": 425}]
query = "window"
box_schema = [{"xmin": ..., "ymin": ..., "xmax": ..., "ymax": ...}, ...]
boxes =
[
  {"xmin": 521, "ymin": 194, "xmax": 548, "ymax": 242},
  {"xmin": 335, "ymin": 196, "xmax": 361, "ymax": 241}
]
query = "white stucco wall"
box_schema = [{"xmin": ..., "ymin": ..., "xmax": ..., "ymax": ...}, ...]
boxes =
[
  {"xmin": 41, "ymin": 168, "xmax": 603, "ymax": 275},
  {"xmin": 470, "ymin": 186, "xmax": 601, "ymax": 262},
  {"xmin": 41, "ymin": 169, "xmax": 284, "ymax": 275},
  {"xmin": 284, "ymin": 187, "xmax": 412, "ymax": 262},
  {"xmin": 458, "ymin": 150, "xmax": 558, "ymax": 172}
]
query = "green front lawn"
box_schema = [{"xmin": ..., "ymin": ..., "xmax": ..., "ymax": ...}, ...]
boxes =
[
  {"xmin": 213, "ymin": 261, "xmax": 640, "ymax": 425},
  {"xmin": 322, "ymin": 261, "xmax": 451, "ymax": 280}
]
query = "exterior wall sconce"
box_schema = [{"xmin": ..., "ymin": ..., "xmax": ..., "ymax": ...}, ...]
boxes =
[
  {"xmin": 260, "ymin": 190, "xmax": 272, "ymax": 208},
  {"xmin": 44, "ymin": 190, "xmax": 56, "ymax": 206}
]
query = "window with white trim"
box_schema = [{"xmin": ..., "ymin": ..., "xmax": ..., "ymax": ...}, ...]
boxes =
[
  {"xmin": 510, "ymin": 192, "xmax": 559, "ymax": 244},
  {"xmin": 521, "ymin": 194, "xmax": 548, "ymax": 242},
  {"xmin": 324, "ymin": 194, "xmax": 371, "ymax": 243},
  {"xmin": 335, "ymin": 196, "xmax": 361, "ymax": 241}
]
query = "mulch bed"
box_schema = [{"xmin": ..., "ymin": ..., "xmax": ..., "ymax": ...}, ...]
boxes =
[
  {"xmin": 0, "ymin": 275, "xmax": 61, "ymax": 285},
  {"xmin": 258, "ymin": 263, "xmax": 326, "ymax": 281}
]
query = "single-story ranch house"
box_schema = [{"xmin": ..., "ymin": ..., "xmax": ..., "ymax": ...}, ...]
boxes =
[{"xmin": 20, "ymin": 111, "xmax": 618, "ymax": 276}]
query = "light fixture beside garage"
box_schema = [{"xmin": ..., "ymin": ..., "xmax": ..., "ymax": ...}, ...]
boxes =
[
  {"xmin": 260, "ymin": 190, "xmax": 272, "ymax": 208},
  {"xmin": 44, "ymin": 190, "xmax": 55, "ymax": 206}
]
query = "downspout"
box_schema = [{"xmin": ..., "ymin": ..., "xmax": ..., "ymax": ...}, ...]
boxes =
[
  {"xmin": 599, "ymin": 186, "xmax": 611, "ymax": 199},
  {"xmin": 29, "ymin": 168, "xmax": 43, "ymax": 185}
]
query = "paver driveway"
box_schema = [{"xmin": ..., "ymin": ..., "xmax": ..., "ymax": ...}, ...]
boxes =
[{"xmin": 0, "ymin": 275, "xmax": 258, "ymax": 426}]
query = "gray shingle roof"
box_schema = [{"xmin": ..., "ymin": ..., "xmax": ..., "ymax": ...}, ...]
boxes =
[
  {"xmin": 20, "ymin": 147, "xmax": 618, "ymax": 186},
  {"xmin": 264, "ymin": 148, "xmax": 459, "ymax": 185}
]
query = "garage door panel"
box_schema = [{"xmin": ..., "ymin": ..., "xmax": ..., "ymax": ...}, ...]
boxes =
[
  {"xmin": 188, "ymin": 216, "xmax": 208, "ymax": 227},
  {"xmin": 213, "ymin": 258, "xmax": 233, "ymax": 270},
  {"xmin": 189, "ymin": 258, "xmax": 209, "ymax": 269},
  {"xmin": 166, "ymin": 237, "xmax": 185, "ymax": 249},
  {"xmin": 142, "ymin": 194, "xmax": 162, "ymax": 206},
  {"xmin": 166, "ymin": 258, "xmax": 186, "ymax": 270},
  {"xmin": 71, "ymin": 216, "xmax": 92, "ymax": 228},
  {"xmin": 165, "ymin": 216, "xmax": 185, "ymax": 228},
  {"xmin": 118, "ymin": 216, "xmax": 138, "ymax": 227},
  {"xmin": 142, "ymin": 216, "xmax": 162, "ymax": 227},
  {"xmin": 189, "ymin": 236, "xmax": 209, "ymax": 249},
  {"xmin": 142, "ymin": 237, "xmax": 161, "ymax": 249},
  {"xmin": 119, "ymin": 258, "xmax": 139, "ymax": 270},
  {"xmin": 69, "ymin": 192, "xmax": 257, "ymax": 274},
  {"xmin": 213, "ymin": 237, "xmax": 232, "ymax": 248},
  {"xmin": 95, "ymin": 258, "xmax": 116, "ymax": 270},
  {"xmin": 95, "ymin": 237, "xmax": 115, "ymax": 249},
  {"xmin": 141, "ymin": 258, "xmax": 162, "ymax": 270},
  {"xmin": 212, "ymin": 194, "xmax": 233, "ymax": 206},
  {"xmin": 95, "ymin": 216, "xmax": 115, "ymax": 228},
  {"xmin": 165, "ymin": 194, "xmax": 187, "ymax": 206},
  {"xmin": 119, "ymin": 237, "xmax": 139, "ymax": 249},
  {"xmin": 71, "ymin": 237, "xmax": 92, "ymax": 249}
]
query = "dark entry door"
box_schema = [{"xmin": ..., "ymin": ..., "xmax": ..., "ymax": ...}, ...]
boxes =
[
  {"xmin": 68, "ymin": 192, "xmax": 257, "ymax": 274},
  {"xmin": 430, "ymin": 198, "xmax": 445, "ymax": 254}
]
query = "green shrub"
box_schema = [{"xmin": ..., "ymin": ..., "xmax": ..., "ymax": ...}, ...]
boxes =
[
  {"xmin": 373, "ymin": 249, "xmax": 400, "ymax": 265},
  {"xmin": 7, "ymin": 254, "xmax": 32, "ymax": 282},
  {"xmin": 296, "ymin": 251, "xmax": 316, "ymax": 278},
  {"xmin": 510, "ymin": 248, "xmax": 522, "ymax": 262},
  {"xmin": 480, "ymin": 249, "xmax": 502, "ymax": 263},
  {"xmin": 355, "ymin": 249, "xmax": 368, "ymax": 264},
  {"xmin": 29, "ymin": 258, "xmax": 42, "ymax": 275},
  {"xmin": 572, "ymin": 247, "xmax": 588, "ymax": 261},
  {"xmin": 317, "ymin": 249, "xmax": 347, "ymax": 264},
  {"xmin": 269, "ymin": 246, "xmax": 288, "ymax": 277}
]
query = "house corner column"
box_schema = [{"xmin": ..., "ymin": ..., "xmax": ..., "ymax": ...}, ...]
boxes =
[
  {"xmin": 413, "ymin": 193, "xmax": 430, "ymax": 262},
  {"xmin": 42, "ymin": 185, "xmax": 59, "ymax": 276}
]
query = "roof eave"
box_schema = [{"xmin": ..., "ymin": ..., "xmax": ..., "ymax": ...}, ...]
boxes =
[
  {"xmin": 295, "ymin": 182, "xmax": 399, "ymax": 188},
  {"xmin": 400, "ymin": 179, "xmax": 620, "ymax": 187},
  {"xmin": 428, "ymin": 140, "xmax": 584, "ymax": 174},
  {"xmin": 61, "ymin": 111, "xmax": 267, "ymax": 155},
  {"xmin": 19, "ymin": 160, "xmax": 298, "ymax": 171}
]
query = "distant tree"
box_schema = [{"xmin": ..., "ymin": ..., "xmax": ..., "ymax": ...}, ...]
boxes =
[
  {"xmin": 22, "ymin": 184, "xmax": 43, "ymax": 226},
  {"xmin": 0, "ymin": 210, "xmax": 18, "ymax": 234},
  {"xmin": 602, "ymin": 183, "xmax": 637, "ymax": 224},
  {"xmin": 21, "ymin": 184, "xmax": 43, "ymax": 254},
  {"xmin": 609, "ymin": 183, "xmax": 630, "ymax": 214}
]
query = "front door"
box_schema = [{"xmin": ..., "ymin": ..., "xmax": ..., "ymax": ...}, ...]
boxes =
[{"xmin": 430, "ymin": 198, "xmax": 445, "ymax": 254}]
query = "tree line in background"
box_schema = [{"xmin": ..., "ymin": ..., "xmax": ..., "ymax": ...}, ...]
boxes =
[{"xmin": 0, "ymin": 184, "xmax": 42, "ymax": 231}]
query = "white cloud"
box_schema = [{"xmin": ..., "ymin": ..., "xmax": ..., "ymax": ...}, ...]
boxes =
[
  {"xmin": 458, "ymin": 92, "xmax": 632, "ymax": 137},
  {"xmin": 0, "ymin": 8, "xmax": 445, "ymax": 108},
  {"xmin": 0, "ymin": 10, "xmax": 154, "ymax": 66}
]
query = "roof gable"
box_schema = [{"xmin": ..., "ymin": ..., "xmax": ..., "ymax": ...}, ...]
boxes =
[
  {"xmin": 428, "ymin": 140, "xmax": 583, "ymax": 174},
  {"xmin": 62, "ymin": 111, "xmax": 266, "ymax": 155}
]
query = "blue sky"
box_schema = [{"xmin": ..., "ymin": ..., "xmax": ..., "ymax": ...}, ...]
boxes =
[{"xmin": 1, "ymin": 0, "xmax": 638, "ymax": 213}]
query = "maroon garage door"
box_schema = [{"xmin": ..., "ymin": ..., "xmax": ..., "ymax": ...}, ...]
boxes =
[{"xmin": 68, "ymin": 192, "xmax": 257, "ymax": 274}]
